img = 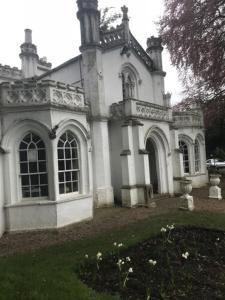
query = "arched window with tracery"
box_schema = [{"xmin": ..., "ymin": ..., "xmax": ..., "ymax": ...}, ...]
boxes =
[
  {"xmin": 57, "ymin": 131, "xmax": 80, "ymax": 194},
  {"xmin": 194, "ymin": 140, "xmax": 200, "ymax": 172},
  {"xmin": 179, "ymin": 140, "xmax": 190, "ymax": 174},
  {"xmin": 19, "ymin": 132, "xmax": 48, "ymax": 198},
  {"xmin": 121, "ymin": 69, "xmax": 136, "ymax": 99}
]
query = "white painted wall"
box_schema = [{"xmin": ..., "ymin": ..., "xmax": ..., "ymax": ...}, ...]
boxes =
[
  {"xmin": 0, "ymin": 155, "xmax": 5, "ymax": 236},
  {"xmin": 102, "ymin": 48, "xmax": 165, "ymax": 108},
  {"xmin": 41, "ymin": 58, "xmax": 82, "ymax": 86}
]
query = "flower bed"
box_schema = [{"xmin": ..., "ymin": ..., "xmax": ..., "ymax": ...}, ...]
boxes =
[{"xmin": 78, "ymin": 226, "xmax": 225, "ymax": 299}]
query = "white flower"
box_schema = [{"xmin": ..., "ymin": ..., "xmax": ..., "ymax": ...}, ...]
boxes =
[
  {"xmin": 96, "ymin": 252, "xmax": 102, "ymax": 260},
  {"xmin": 113, "ymin": 242, "xmax": 117, "ymax": 246},
  {"xmin": 149, "ymin": 259, "xmax": 157, "ymax": 266},
  {"xmin": 84, "ymin": 254, "xmax": 89, "ymax": 259},
  {"xmin": 117, "ymin": 259, "xmax": 125, "ymax": 269},
  {"xmin": 118, "ymin": 243, "xmax": 123, "ymax": 248},
  {"xmin": 216, "ymin": 237, "xmax": 220, "ymax": 241},
  {"xmin": 167, "ymin": 224, "xmax": 175, "ymax": 230},
  {"xmin": 182, "ymin": 252, "xmax": 189, "ymax": 259},
  {"xmin": 128, "ymin": 267, "xmax": 133, "ymax": 273},
  {"xmin": 126, "ymin": 257, "xmax": 131, "ymax": 262},
  {"xmin": 161, "ymin": 227, "xmax": 167, "ymax": 233}
]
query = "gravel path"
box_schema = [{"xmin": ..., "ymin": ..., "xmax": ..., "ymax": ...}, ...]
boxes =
[{"xmin": 0, "ymin": 180, "xmax": 225, "ymax": 257}]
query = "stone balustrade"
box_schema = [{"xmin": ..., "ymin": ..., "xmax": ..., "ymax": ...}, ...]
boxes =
[
  {"xmin": 0, "ymin": 80, "xmax": 87, "ymax": 111},
  {"xmin": 111, "ymin": 98, "xmax": 172, "ymax": 122},
  {"xmin": 100, "ymin": 26, "xmax": 124, "ymax": 48},
  {"xmin": 173, "ymin": 111, "xmax": 204, "ymax": 128},
  {"xmin": 0, "ymin": 64, "xmax": 22, "ymax": 81}
]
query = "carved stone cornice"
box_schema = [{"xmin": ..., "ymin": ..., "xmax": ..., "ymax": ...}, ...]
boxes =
[
  {"xmin": 0, "ymin": 80, "xmax": 88, "ymax": 113},
  {"xmin": 173, "ymin": 111, "xmax": 204, "ymax": 128},
  {"xmin": 110, "ymin": 98, "xmax": 172, "ymax": 122}
]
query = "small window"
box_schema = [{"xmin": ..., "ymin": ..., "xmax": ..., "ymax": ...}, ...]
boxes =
[
  {"xmin": 194, "ymin": 140, "xmax": 200, "ymax": 172},
  {"xmin": 19, "ymin": 133, "xmax": 48, "ymax": 198},
  {"xmin": 179, "ymin": 140, "xmax": 190, "ymax": 174},
  {"xmin": 57, "ymin": 131, "xmax": 80, "ymax": 194}
]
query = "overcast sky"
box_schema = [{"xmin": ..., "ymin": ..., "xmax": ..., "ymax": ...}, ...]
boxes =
[{"xmin": 0, "ymin": 0, "xmax": 184, "ymax": 104}]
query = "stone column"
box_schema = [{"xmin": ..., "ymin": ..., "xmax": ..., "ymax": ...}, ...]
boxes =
[
  {"xmin": 121, "ymin": 119, "xmax": 152, "ymax": 207},
  {"xmin": 92, "ymin": 119, "xmax": 114, "ymax": 207},
  {"xmin": 121, "ymin": 122, "xmax": 137, "ymax": 207},
  {"xmin": 48, "ymin": 137, "xmax": 58, "ymax": 201}
]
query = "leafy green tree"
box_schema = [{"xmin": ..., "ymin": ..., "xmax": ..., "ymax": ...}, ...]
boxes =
[
  {"xmin": 100, "ymin": 7, "xmax": 121, "ymax": 31},
  {"xmin": 159, "ymin": 0, "xmax": 225, "ymax": 102}
]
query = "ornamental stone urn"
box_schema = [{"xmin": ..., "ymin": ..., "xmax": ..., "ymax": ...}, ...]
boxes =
[
  {"xmin": 209, "ymin": 174, "xmax": 222, "ymax": 200},
  {"xmin": 179, "ymin": 179, "xmax": 194, "ymax": 211}
]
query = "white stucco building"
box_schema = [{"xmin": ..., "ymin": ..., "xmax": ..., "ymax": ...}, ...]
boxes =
[{"xmin": 0, "ymin": 0, "xmax": 208, "ymax": 236}]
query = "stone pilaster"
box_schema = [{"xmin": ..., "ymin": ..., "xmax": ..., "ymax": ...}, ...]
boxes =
[{"xmin": 121, "ymin": 119, "xmax": 152, "ymax": 207}]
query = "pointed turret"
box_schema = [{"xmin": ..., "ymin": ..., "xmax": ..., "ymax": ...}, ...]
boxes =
[
  {"xmin": 146, "ymin": 36, "xmax": 163, "ymax": 71},
  {"xmin": 19, "ymin": 29, "xmax": 39, "ymax": 78},
  {"xmin": 121, "ymin": 6, "xmax": 130, "ymax": 44},
  {"xmin": 77, "ymin": 0, "xmax": 100, "ymax": 48}
]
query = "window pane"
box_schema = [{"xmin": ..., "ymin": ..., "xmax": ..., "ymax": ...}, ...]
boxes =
[
  {"xmin": 58, "ymin": 140, "xmax": 64, "ymax": 148},
  {"xmin": 66, "ymin": 160, "xmax": 71, "ymax": 170},
  {"xmin": 37, "ymin": 140, "xmax": 45, "ymax": 148},
  {"xmin": 19, "ymin": 133, "xmax": 48, "ymax": 199},
  {"xmin": 72, "ymin": 159, "xmax": 79, "ymax": 169},
  {"xmin": 32, "ymin": 134, "xmax": 40, "ymax": 143},
  {"xmin": 66, "ymin": 182, "xmax": 72, "ymax": 193},
  {"xmin": 58, "ymin": 149, "xmax": 64, "ymax": 159},
  {"xmin": 72, "ymin": 172, "xmax": 78, "ymax": 181},
  {"xmin": 23, "ymin": 134, "xmax": 31, "ymax": 143},
  {"xmin": 31, "ymin": 175, "xmax": 39, "ymax": 185},
  {"xmin": 57, "ymin": 131, "xmax": 80, "ymax": 195},
  {"xmin": 22, "ymin": 187, "xmax": 30, "ymax": 198},
  {"xmin": 21, "ymin": 175, "xmax": 29, "ymax": 186},
  {"xmin": 39, "ymin": 162, "xmax": 46, "ymax": 172},
  {"xmin": 40, "ymin": 174, "xmax": 48, "ymax": 185},
  {"xmin": 40, "ymin": 185, "xmax": 48, "ymax": 197},
  {"xmin": 31, "ymin": 186, "xmax": 40, "ymax": 197},
  {"xmin": 58, "ymin": 160, "xmax": 64, "ymax": 171},
  {"xmin": 72, "ymin": 181, "xmax": 78, "ymax": 192},
  {"xmin": 65, "ymin": 148, "xmax": 71, "ymax": 159},
  {"xmin": 59, "ymin": 183, "xmax": 65, "ymax": 194},
  {"xmin": 38, "ymin": 150, "xmax": 46, "ymax": 161},
  {"xmin": 71, "ymin": 149, "xmax": 78, "ymax": 158},
  {"xmin": 20, "ymin": 141, "xmax": 27, "ymax": 150},
  {"xmin": 29, "ymin": 162, "xmax": 38, "ymax": 173},
  {"xmin": 65, "ymin": 172, "xmax": 71, "ymax": 182},
  {"xmin": 20, "ymin": 151, "xmax": 27, "ymax": 162},
  {"xmin": 20, "ymin": 163, "xmax": 28, "ymax": 174},
  {"xmin": 58, "ymin": 172, "xmax": 64, "ymax": 182}
]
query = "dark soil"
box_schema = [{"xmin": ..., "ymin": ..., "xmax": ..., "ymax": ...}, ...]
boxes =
[{"xmin": 78, "ymin": 226, "xmax": 225, "ymax": 300}]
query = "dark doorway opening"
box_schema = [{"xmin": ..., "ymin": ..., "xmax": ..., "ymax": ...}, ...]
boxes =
[{"xmin": 146, "ymin": 138, "xmax": 158, "ymax": 193}]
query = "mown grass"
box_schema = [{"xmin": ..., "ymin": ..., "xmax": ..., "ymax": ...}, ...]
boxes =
[{"xmin": 1, "ymin": 211, "xmax": 225, "ymax": 300}]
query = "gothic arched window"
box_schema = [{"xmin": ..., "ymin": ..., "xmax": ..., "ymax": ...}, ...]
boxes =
[
  {"xmin": 57, "ymin": 131, "xmax": 80, "ymax": 194},
  {"xmin": 179, "ymin": 140, "xmax": 190, "ymax": 174},
  {"xmin": 194, "ymin": 140, "xmax": 200, "ymax": 172},
  {"xmin": 19, "ymin": 132, "xmax": 48, "ymax": 198}
]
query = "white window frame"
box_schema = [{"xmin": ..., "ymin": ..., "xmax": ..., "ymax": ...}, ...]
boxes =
[
  {"xmin": 19, "ymin": 132, "xmax": 48, "ymax": 199},
  {"xmin": 179, "ymin": 140, "xmax": 190, "ymax": 174},
  {"xmin": 57, "ymin": 130, "xmax": 80, "ymax": 195}
]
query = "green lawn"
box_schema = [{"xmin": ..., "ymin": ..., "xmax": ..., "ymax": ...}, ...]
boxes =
[{"xmin": 1, "ymin": 211, "xmax": 225, "ymax": 300}]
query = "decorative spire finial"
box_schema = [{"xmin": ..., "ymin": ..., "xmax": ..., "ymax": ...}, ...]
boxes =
[{"xmin": 121, "ymin": 5, "xmax": 128, "ymax": 21}]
